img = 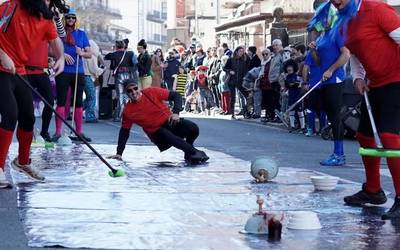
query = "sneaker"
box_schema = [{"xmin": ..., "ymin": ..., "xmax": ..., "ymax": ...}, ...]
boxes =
[
  {"xmin": 11, "ymin": 158, "xmax": 45, "ymax": 181},
  {"xmin": 52, "ymin": 134, "xmax": 61, "ymax": 143},
  {"xmin": 0, "ymin": 168, "xmax": 12, "ymax": 188},
  {"xmin": 185, "ymin": 150, "xmax": 209, "ymax": 164},
  {"xmin": 288, "ymin": 127, "xmax": 298, "ymax": 133},
  {"xmin": 40, "ymin": 132, "xmax": 52, "ymax": 142},
  {"xmin": 382, "ymin": 196, "xmax": 400, "ymax": 220},
  {"xmin": 320, "ymin": 154, "xmax": 346, "ymax": 166},
  {"xmin": 305, "ymin": 128, "xmax": 315, "ymax": 137},
  {"xmin": 70, "ymin": 133, "xmax": 92, "ymax": 142},
  {"xmin": 344, "ymin": 183, "xmax": 387, "ymax": 206},
  {"xmin": 85, "ymin": 119, "xmax": 98, "ymax": 123}
]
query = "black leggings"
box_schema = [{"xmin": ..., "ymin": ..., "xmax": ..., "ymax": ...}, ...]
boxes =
[
  {"xmin": 27, "ymin": 74, "xmax": 54, "ymax": 134},
  {"xmin": 55, "ymin": 72, "xmax": 85, "ymax": 107},
  {"xmin": 358, "ymin": 82, "xmax": 400, "ymax": 136},
  {"xmin": 0, "ymin": 72, "xmax": 34, "ymax": 131},
  {"xmin": 153, "ymin": 118, "xmax": 200, "ymax": 154},
  {"xmin": 321, "ymin": 83, "xmax": 344, "ymax": 140}
]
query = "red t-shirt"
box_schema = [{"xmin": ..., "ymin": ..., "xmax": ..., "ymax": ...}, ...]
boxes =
[
  {"xmin": 122, "ymin": 87, "xmax": 172, "ymax": 139},
  {"xmin": 0, "ymin": 0, "xmax": 57, "ymax": 75},
  {"xmin": 346, "ymin": 0, "xmax": 400, "ymax": 88},
  {"xmin": 26, "ymin": 41, "xmax": 49, "ymax": 75}
]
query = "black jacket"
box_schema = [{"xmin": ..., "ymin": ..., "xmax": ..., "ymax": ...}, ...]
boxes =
[{"xmin": 138, "ymin": 51, "xmax": 152, "ymax": 77}]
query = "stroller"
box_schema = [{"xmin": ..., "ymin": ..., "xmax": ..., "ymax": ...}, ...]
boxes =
[{"xmin": 320, "ymin": 78, "xmax": 362, "ymax": 140}]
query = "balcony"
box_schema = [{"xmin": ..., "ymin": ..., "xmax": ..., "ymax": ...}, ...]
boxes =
[
  {"xmin": 146, "ymin": 11, "xmax": 167, "ymax": 23},
  {"xmin": 222, "ymin": 0, "xmax": 245, "ymax": 9},
  {"xmin": 147, "ymin": 34, "xmax": 167, "ymax": 46},
  {"xmin": 75, "ymin": 0, "xmax": 122, "ymax": 19}
]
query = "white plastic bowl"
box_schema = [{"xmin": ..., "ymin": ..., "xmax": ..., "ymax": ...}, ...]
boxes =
[
  {"xmin": 310, "ymin": 176, "xmax": 339, "ymax": 191},
  {"xmin": 287, "ymin": 211, "xmax": 322, "ymax": 230}
]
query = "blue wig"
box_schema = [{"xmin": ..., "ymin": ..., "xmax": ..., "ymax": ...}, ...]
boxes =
[
  {"xmin": 307, "ymin": 2, "xmax": 332, "ymax": 32},
  {"xmin": 329, "ymin": 0, "xmax": 359, "ymax": 41}
]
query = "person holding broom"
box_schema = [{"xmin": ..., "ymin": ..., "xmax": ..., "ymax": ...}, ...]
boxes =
[
  {"xmin": 52, "ymin": 8, "xmax": 92, "ymax": 143},
  {"xmin": 328, "ymin": 0, "xmax": 400, "ymax": 219},
  {"xmin": 0, "ymin": 0, "xmax": 66, "ymax": 188},
  {"xmin": 108, "ymin": 79, "xmax": 209, "ymax": 164}
]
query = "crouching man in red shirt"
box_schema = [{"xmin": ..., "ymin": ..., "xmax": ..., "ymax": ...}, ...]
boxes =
[{"xmin": 108, "ymin": 79, "xmax": 209, "ymax": 164}]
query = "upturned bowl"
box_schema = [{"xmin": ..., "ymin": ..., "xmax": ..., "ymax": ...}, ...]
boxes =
[{"xmin": 310, "ymin": 176, "xmax": 339, "ymax": 191}]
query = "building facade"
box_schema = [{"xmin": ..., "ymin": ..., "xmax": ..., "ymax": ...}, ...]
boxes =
[
  {"xmin": 137, "ymin": 0, "xmax": 168, "ymax": 51},
  {"xmin": 167, "ymin": 0, "xmax": 231, "ymax": 49},
  {"xmin": 216, "ymin": 0, "xmax": 315, "ymax": 51},
  {"xmin": 69, "ymin": 0, "xmax": 131, "ymax": 52}
]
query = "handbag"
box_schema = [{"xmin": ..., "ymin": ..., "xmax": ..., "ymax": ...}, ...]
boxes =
[{"xmin": 112, "ymin": 50, "xmax": 127, "ymax": 76}]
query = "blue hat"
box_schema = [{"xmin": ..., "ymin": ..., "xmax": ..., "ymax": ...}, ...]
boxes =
[{"xmin": 65, "ymin": 8, "xmax": 76, "ymax": 17}]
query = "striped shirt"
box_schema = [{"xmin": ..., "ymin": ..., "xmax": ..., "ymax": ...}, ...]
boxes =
[{"xmin": 176, "ymin": 74, "xmax": 187, "ymax": 96}]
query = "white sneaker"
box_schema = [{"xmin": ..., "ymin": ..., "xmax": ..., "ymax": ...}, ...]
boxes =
[
  {"xmin": 0, "ymin": 168, "xmax": 12, "ymax": 188},
  {"xmin": 11, "ymin": 158, "xmax": 45, "ymax": 182}
]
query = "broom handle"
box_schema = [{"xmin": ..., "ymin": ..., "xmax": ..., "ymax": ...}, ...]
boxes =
[
  {"xmin": 71, "ymin": 54, "xmax": 80, "ymax": 131},
  {"xmin": 363, "ymin": 91, "xmax": 383, "ymax": 148},
  {"xmin": 285, "ymin": 80, "xmax": 322, "ymax": 114}
]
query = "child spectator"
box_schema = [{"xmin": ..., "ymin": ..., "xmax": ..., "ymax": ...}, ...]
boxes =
[
  {"xmin": 173, "ymin": 65, "xmax": 187, "ymax": 98},
  {"xmin": 283, "ymin": 60, "xmax": 306, "ymax": 133},
  {"xmin": 194, "ymin": 66, "xmax": 210, "ymax": 114},
  {"xmin": 184, "ymin": 70, "xmax": 198, "ymax": 112},
  {"xmin": 218, "ymin": 56, "xmax": 231, "ymax": 115}
]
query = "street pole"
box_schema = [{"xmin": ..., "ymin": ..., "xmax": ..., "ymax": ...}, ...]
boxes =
[
  {"xmin": 216, "ymin": 0, "xmax": 220, "ymax": 25},
  {"xmin": 194, "ymin": 0, "xmax": 199, "ymax": 37}
]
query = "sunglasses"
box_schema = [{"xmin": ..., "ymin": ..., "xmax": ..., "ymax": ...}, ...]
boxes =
[
  {"xmin": 66, "ymin": 16, "xmax": 76, "ymax": 20},
  {"xmin": 262, "ymin": 53, "xmax": 270, "ymax": 56},
  {"xmin": 126, "ymin": 86, "xmax": 139, "ymax": 93}
]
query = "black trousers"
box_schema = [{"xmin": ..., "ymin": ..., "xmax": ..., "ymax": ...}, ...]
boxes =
[
  {"xmin": 262, "ymin": 89, "xmax": 275, "ymax": 119},
  {"xmin": 27, "ymin": 74, "xmax": 54, "ymax": 134},
  {"xmin": 0, "ymin": 72, "xmax": 34, "ymax": 131},
  {"xmin": 358, "ymin": 82, "xmax": 400, "ymax": 136},
  {"xmin": 210, "ymin": 84, "xmax": 220, "ymax": 108},
  {"xmin": 153, "ymin": 118, "xmax": 199, "ymax": 154},
  {"xmin": 320, "ymin": 83, "xmax": 344, "ymax": 140},
  {"xmin": 55, "ymin": 72, "xmax": 85, "ymax": 107},
  {"xmin": 271, "ymin": 82, "xmax": 281, "ymax": 112}
]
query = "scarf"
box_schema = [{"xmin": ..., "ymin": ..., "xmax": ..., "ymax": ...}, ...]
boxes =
[
  {"xmin": 64, "ymin": 26, "xmax": 75, "ymax": 46},
  {"xmin": 197, "ymin": 73, "xmax": 206, "ymax": 87}
]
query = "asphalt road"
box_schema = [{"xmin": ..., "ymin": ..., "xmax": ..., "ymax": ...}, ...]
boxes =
[{"xmin": 0, "ymin": 115, "xmax": 395, "ymax": 250}]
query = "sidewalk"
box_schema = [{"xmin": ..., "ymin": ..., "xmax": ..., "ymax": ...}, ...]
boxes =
[{"xmin": 6, "ymin": 144, "xmax": 399, "ymax": 250}]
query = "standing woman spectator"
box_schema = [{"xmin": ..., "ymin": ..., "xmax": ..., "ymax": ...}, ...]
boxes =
[
  {"xmin": 104, "ymin": 40, "xmax": 136, "ymax": 122},
  {"xmin": 137, "ymin": 39, "xmax": 152, "ymax": 89},
  {"xmin": 223, "ymin": 46, "xmax": 249, "ymax": 119},
  {"xmin": 308, "ymin": 2, "xmax": 350, "ymax": 166},
  {"xmin": 53, "ymin": 9, "xmax": 92, "ymax": 142},
  {"xmin": 0, "ymin": 0, "xmax": 65, "ymax": 187},
  {"xmin": 218, "ymin": 55, "xmax": 231, "ymax": 115},
  {"xmin": 151, "ymin": 48, "xmax": 165, "ymax": 87},
  {"xmin": 207, "ymin": 47, "xmax": 221, "ymax": 109}
]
